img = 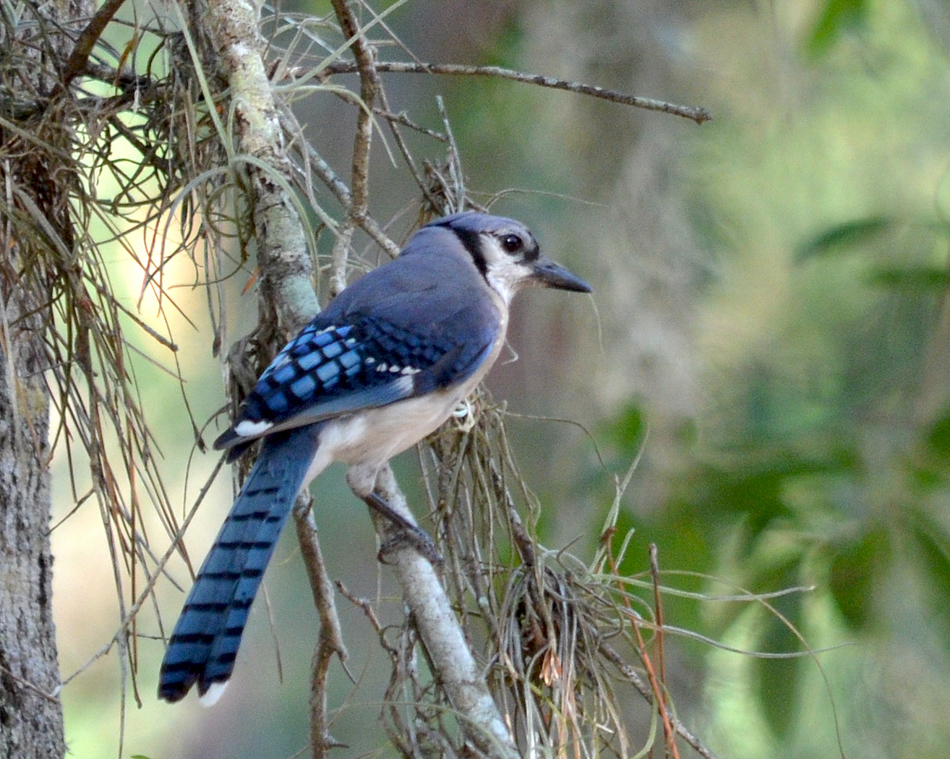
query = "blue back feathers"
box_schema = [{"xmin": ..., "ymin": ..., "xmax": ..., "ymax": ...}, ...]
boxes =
[{"xmin": 214, "ymin": 219, "xmax": 501, "ymax": 454}]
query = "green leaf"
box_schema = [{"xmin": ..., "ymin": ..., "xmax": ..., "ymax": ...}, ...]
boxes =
[
  {"xmin": 605, "ymin": 403, "xmax": 648, "ymax": 456},
  {"xmin": 865, "ymin": 267, "xmax": 950, "ymax": 291},
  {"xmin": 755, "ymin": 585, "xmax": 804, "ymax": 738},
  {"xmin": 908, "ymin": 506, "xmax": 950, "ymax": 648},
  {"xmin": 828, "ymin": 526, "xmax": 889, "ymax": 630},
  {"xmin": 795, "ymin": 216, "xmax": 891, "ymax": 262},
  {"xmin": 807, "ymin": 0, "xmax": 869, "ymax": 56},
  {"xmin": 909, "ymin": 510, "xmax": 950, "ymax": 591},
  {"xmin": 928, "ymin": 412, "xmax": 950, "ymax": 458},
  {"xmin": 908, "ymin": 409, "xmax": 950, "ymax": 487},
  {"xmin": 704, "ymin": 449, "xmax": 855, "ymax": 542}
]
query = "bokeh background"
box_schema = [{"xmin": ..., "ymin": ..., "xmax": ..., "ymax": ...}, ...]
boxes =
[{"xmin": 51, "ymin": 1, "xmax": 950, "ymax": 757}]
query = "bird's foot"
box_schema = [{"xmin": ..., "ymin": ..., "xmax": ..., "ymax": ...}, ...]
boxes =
[
  {"xmin": 377, "ymin": 528, "xmax": 444, "ymax": 568},
  {"xmin": 362, "ymin": 491, "xmax": 444, "ymax": 567}
]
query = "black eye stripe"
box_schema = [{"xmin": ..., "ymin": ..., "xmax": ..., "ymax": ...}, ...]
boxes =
[
  {"xmin": 451, "ymin": 226, "xmax": 487, "ymax": 276},
  {"xmin": 447, "ymin": 224, "xmax": 539, "ymax": 272}
]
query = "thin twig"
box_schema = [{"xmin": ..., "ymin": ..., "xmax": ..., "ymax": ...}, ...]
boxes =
[
  {"xmin": 375, "ymin": 86, "xmax": 439, "ymax": 209},
  {"xmin": 629, "ymin": 604, "xmax": 681, "ymax": 759},
  {"xmin": 435, "ymin": 96, "xmax": 465, "ymax": 213},
  {"xmin": 604, "ymin": 543, "xmax": 680, "ymax": 759},
  {"xmin": 651, "ymin": 543, "xmax": 674, "ymax": 756},
  {"xmin": 332, "ymin": 2, "xmax": 379, "ymax": 218},
  {"xmin": 279, "ymin": 111, "xmax": 400, "ymax": 258},
  {"xmin": 322, "ymin": 61, "xmax": 712, "ymax": 124},
  {"xmin": 61, "ymin": 0, "xmax": 130, "ymax": 88},
  {"xmin": 373, "ymin": 106, "xmax": 445, "ymax": 140},
  {"xmin": 0, "ymin": 664, "xmax": 60, "ymax": 704},
  {"xmin": 328, "ymin": 0, "xmax": 381, "ymax": 295},
  {"xmin": 293, "ymin": 499, "xmax": 348, "ymax": 759},
  {"xmin": 599, "ymin": 643, "xmax": 720, "ymax": 759}
]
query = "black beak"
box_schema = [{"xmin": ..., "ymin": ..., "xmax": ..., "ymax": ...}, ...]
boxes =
[{"xmin": 530, "ymin": 255, "xmax": 592, "ymax": 293}]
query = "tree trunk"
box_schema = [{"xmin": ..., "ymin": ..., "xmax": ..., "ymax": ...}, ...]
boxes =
[
  {"xmin": 0, "ymin": 290, "xmax": 63, "ymax": 757},
  {"xmin": 0, "ymin": 0, "xmax": 93, "ymax": 755}
]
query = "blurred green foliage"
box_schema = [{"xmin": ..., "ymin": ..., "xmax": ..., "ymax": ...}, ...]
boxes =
[
  {"xmin": 809, "ymin": 0, "xmax": 870, "ymax": 55},
  {"xmin": 573, "ymin": 0, "xmax": 950, "ymax": 753}
]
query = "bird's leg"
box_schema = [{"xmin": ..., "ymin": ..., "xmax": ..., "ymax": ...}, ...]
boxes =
[
  {"xmin": 361, "ymin": 490, "xmax": 443, "ymax": 566},
  {"xmin": 348, "ymin": 464, "xmax": 443, "ymax": 566}
]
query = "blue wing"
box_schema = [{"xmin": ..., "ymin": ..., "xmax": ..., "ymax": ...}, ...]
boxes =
[{"xmin": 215, "ymin": 253, "xmax": 501, "ymax": 457}]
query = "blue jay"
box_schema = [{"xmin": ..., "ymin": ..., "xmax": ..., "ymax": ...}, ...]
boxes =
[{"xmin": 158, "ymin": 211, "xmax": 591, "ymax": 705}]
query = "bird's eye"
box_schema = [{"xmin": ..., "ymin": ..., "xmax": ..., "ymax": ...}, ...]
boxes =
[{"xmin": 501, "ymin": 234, "xmax": 523, "ymax": 254}]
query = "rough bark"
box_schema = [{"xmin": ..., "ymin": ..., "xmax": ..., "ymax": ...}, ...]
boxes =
[
  {"xmin": 0, "ymin": 0, "xmax": 92, "ymax": 755},
  {"xmin": 0, "ymin": 274, "xmax": 63, "ymax": 758},
  {"xmin": 0, "ymin": 292, "xmax": 65, "ymax": 759},
  {"xmin": 205, "ymin": 0, "xmax": 319, "ymax": 334}
]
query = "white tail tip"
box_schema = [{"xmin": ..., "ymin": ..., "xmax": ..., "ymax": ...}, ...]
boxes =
[{"xmin": 199, "ymin": 681, "xmax": 228, "ymax": 707}]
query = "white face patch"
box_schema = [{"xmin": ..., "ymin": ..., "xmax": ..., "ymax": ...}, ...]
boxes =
[
  {"xmin": 486, "ymin": 263, "xmax": 533, "ymax": 305},
  {"xmin": 476, "ymin": 234, "xmax": 538, "ymax": 304}
]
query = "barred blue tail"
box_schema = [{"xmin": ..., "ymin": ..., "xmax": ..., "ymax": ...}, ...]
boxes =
[{"xmin": 158, "ymin": 426, "xmax": 322, "ymax": 703}]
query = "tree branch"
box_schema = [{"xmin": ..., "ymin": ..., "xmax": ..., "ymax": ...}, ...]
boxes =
[
  {"xmin": 205, "ymin": 0, "xmax": 319, "ymax": 332},
  {"xmin": 328, "ymin": 0, "xmax": 381, "ymax": 295},
  {"xmin": 204, "ymin": 3, "xmax": 519, "ymax": 756},
  {"xmin": 293, "ymin": 500, "xmax": 348, "ymax": 759},
  {"xmin": 321, "ymin": 61, "xmax": 712, "ymax": 125},
  {"xmin": 61, "ymin": 0, "xmax": 129, "ymax": 89},
  {"xmin": 370, "ymin": 466, "xmax": 521, "ymax": 759}
]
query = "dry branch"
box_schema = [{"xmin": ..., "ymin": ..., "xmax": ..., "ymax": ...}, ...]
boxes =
[
  {"xmin": 205, "ymin": 0, "xmax": 319, "ymax": 333},
  {"xmin": 321, "ymin": 60, "xmax": 712, "ymax": 124},
  {"xmin": 293, "ymin": 502, "xmax": 348, "ymax": 759},
  {"xmin": 370, "ymin": 466, "xmax": 521, "ymax": 759}
]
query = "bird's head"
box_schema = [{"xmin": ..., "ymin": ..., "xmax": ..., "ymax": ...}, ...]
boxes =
[{"xmin": 425, "ymin": 212, "xmax": 592, "ymax": 304}]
